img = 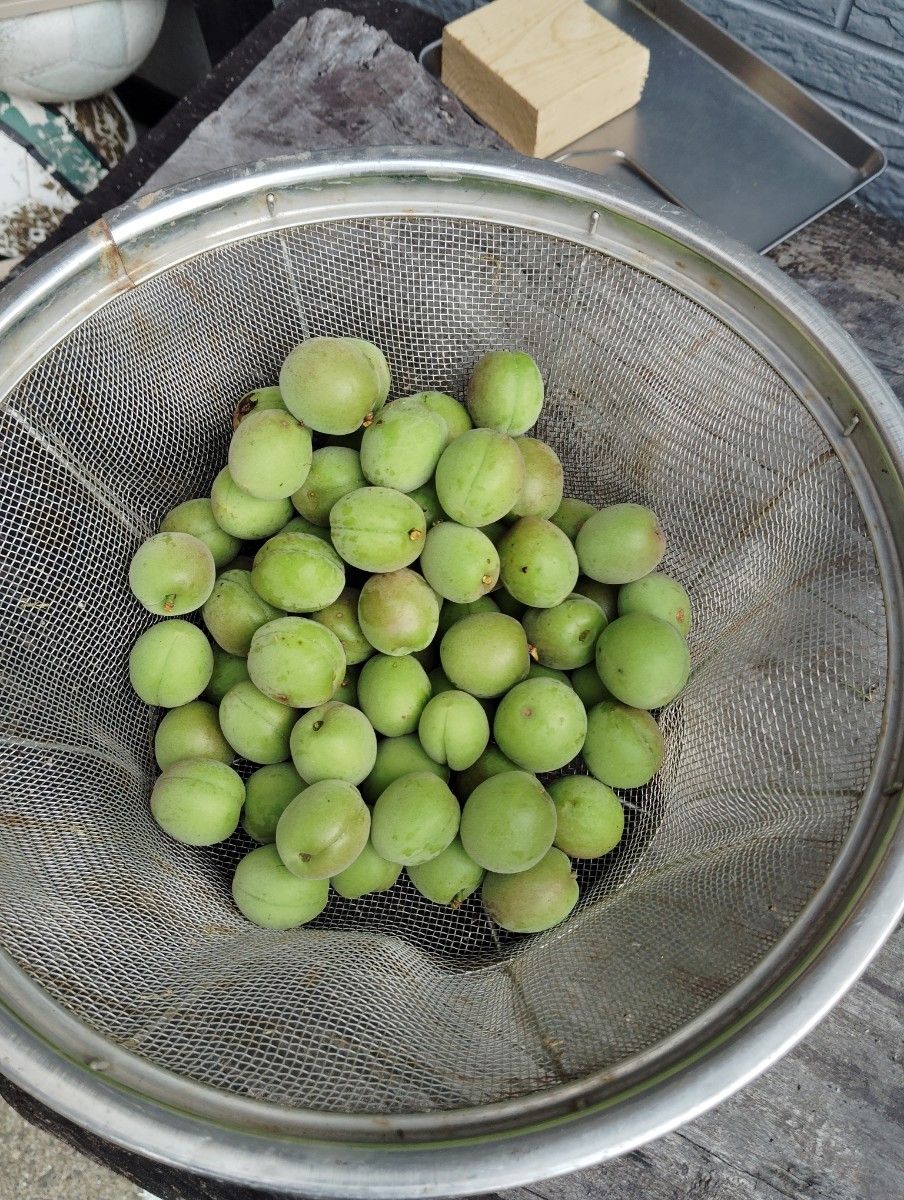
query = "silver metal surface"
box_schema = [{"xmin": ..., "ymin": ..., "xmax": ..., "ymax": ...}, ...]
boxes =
[
  {"xmin": 0, "ymin": 148, "xmax": 902, "ymax": 1197},
  {"xmin": 420, "ymin": 0, "xmax": 886, "ymax": 252}
]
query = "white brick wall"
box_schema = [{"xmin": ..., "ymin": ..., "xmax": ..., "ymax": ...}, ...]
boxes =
[{"xmin": 417, "ymin": 0, "xmax": 904, "ymax": 219}]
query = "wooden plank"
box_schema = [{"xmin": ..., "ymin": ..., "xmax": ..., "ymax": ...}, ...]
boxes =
[{"xmin": 441, "ymin": 0, "xmax": 648, "ymax": 157}]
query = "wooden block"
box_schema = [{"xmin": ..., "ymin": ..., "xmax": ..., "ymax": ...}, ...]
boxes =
[{"xmin": 441, "ymin": 0, "xmax": 650, "ymax": 159}]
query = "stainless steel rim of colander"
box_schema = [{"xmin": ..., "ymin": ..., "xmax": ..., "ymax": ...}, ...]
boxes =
[{"xmin": 0, "ymin": 149, "xmax": 902, "ymax": 1197}]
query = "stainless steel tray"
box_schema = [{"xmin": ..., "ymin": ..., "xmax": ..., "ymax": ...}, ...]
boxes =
[{"xmin": 420, "ymin": 0, "xmax": 886, "ymax": 252}]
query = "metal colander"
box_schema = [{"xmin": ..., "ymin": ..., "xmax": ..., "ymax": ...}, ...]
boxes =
[{"xmin": 1, "ymin": 151, "xmax": 902, "ymax": 1197}]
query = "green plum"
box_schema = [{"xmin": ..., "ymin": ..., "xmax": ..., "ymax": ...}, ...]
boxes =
[
  {"xmin": 493, "ymin": 588, "xmax": 526, "ymax": 620},
  {"xmin": 160, "ymin": 498, "xmax": 241, "ymax": 570},
  {"xmin": 408, "ymin": 480, "xmax": 443, "ymax": 528},
  {"xmin": 330, "ymin": 486, "xmax": 426, "ymax": 572},
  {"xmin": 493, "ymin": 678, "xmax": 587, "ymax": 772},
  {"xmin": 370, "ymin": 772, "xmax": 460, "ymax": 865},
  {"xmin": 528, "ymin": 662, "xmax": 570, "ymax": 684},
  {"xmin": 499, "ymin": 517, "xmax": 578, "ymax": 608},
  {"xmin": 466, "ymin": 350, "xmax": 543, "ymax": 435},
  {"xmin": 427, "ymin": 666, "xmax": 455, "ymax": 697},
  {"xmin": 576, "ymin": 503, "xmax": 666, "ymax": 584},
  {"xmin": 548, "ymin": 776, "xmax": 625, "ymax": 858},
  {"xmin": 342, "ymin": 337, "xmax": 390, "ymax": 409},
  {"xmin": 242, "ymin": 762, "xmax": 304, "ymax": 843},
  {"xmin": 228, "ymin": 408, "xmax": 312, "ymax": 500},
  {"xmin": 154, "ymin": 700, "xmax": 232, "ymax": 770},
  {"xmin": 128, "ymin": 531, "xmax": 215, "ymax": 616},
  {"xmin": 419, "ymin": 522, "xmax": 499, "ymax": 603},
  {"xmin": 279, "ymin": 337, "xmax": 383, "ymax": 434},
  {"xmin": 407, "ymin": 837, "xmax": 484, "ymax": 907},
  {"xmin": 202, "ymin": 568, "xmax": 282, "ymax": 656},
  {"xmin": 460, "ymin": 771, "xmax": 556, "ymax": 873},
  {"xmin": 360, "ymin": 399, "xmax": 447, "ymax": 492},
  {"xmin": 440, "ymin": 612, "xmax": 529, "ymax": 698},
  {"xmin": 596, "ymin": 613, "xmax": 690, "ymax": 709},
  {"xmin": 247, "ymin": 616, "xmax": 345, "ymax": 708},
  {"xmin": 276, "ymin": 780, "xmax": 371, "ymax": 879},
  {"xmin": 357, "ymin": 569, "xmax": 439, "ymax": 655},
  {"xmin": 251, "ymin": 531, "xmax": 345, "ymax": 612},
  {"xmin": 218, "ymin": 680, "xmax": 298, "ymax": 763},
  {"xmin": 281, "ymin": 514, "xmax": 334, "ymax": 542},
  {"xmin": 550, "ymin": 497, "xmax": 595, "ymax": 542},
  {"xmin": 210, "ymin": 466, "xmax": 293, "ymax": 540},
  {"xmin": 331, "ymin": 838, "xmax": 401, "ymax": 899},
  {"xmin": 358, "ymin": 654, "xmax": 432, "ymax": 736},
  {"xmin": 436, "ymin": 595, "xmax": 499, "ymax": 638},
  {"xmin": 434, "ymin": 428, "xmax": 524, "ymax": 527},
  {"xmin": 583, "ymin": 698, "xmax": 664, "ymax": 788},
  {"xmin": 510, "ymin": 437, "xmax": 563, "ymax": 519},
  {"xmin": 398, "ymin": 391, "xmax": 472, "ymax": 444},
  {"xmin": 150, "ymin": 759, "xmax": 244, "ymax": 846},
  {"xmin": 574, "ymin": 576, "xmax": 618, "ymax": 621},
  {"xmin": 232, "ymin": 385, "xmax": 286, "ymax": 427},
  {"xmin": 571, "ymin": 662, "xmax": 611, "ymax": 709},
  {"xmin": 454, "ymin": 744, "xmax": 520, "ymax": 800},
  {"xmin": 361, "ymin": 735, "xmax": 450, "ymax": 804},
  {"xmin": 522, "ymin": 593, "xmax": 607, "ymax": 670},
  {"xmin": 482, "ymin": 847, "xmax": 578, "ymax": 933},
  {"xmin": 333, "ymin": 664, "xmax": 360, "ymax": 706},
  {"xmin": 618, "ymin": 571, "xmax": 692, "ymax": 637},
  {"xmin": 311, "ymin": 586, "xmax": 373, "ymax": 665},
  {"xmin": 290, "ymin": 702, "xmax": 377, "ymax": 785},
  {"xmin": 291, "ymin": 446, "xmax": 366, "ymax": 526},
  {"xmin": 129, "ymin": 620, "xmax": 213, "ymax": 707},
  {"xmin": 232, "ymin": 843, "xmax": 329, "ymax": 929},
  {"xmin": 418, "ymin": 690, "xmax": 489, "ymax": 771},
  {"xmin": 204, "ymin": 646, "xmax": 250, "ymax": 703}
]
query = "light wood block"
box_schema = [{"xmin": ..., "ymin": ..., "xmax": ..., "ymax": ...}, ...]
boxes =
[{"xmin": 441, "ymin": 0, "xmax": 650, "ymax": 158}]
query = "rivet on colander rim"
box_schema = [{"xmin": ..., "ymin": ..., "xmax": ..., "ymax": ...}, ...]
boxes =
[
  {"xmin": 265, "ymin": 192, "xmax": 276, "ymax": 216},
  {"xmin": 87, "ymin": 1058, "xmax": 109, "ymax": 1072},
  {"xmin": 588, "ymin": 210, "xmax": 600, "ymax": 236},
  {"xmin": 842, "ymin": 414, "xmax": 860, "ymax": 437}
]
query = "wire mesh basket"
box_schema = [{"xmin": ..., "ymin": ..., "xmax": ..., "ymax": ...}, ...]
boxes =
[{"xmin": 0, "ymin": 150, "xmax": 902, "ymax": 1197}]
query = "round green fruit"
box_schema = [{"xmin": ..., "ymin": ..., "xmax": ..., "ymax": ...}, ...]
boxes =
[
  {"xmin": 360, "ymin": 400, "xmax": 447, "ymax": 492},
  {"xmin": 522, "ymin": 593, "xmax": 607, "ymax": 670},
  {"xmin": 574, "ymin": 576, "xmax": 618, "ymax": 621},
  {"xmin": 618, "ymin": 571, "xmax": 692, "ymax": 637},
  {"xmin": 399, "ymin": 391, "xmax": 472, "ymax": 444},
  {"xmin": 510, "ymin": 437, "xmax": 563, "ymax": 519},
  {"xmin": 482, "ymin": 847, "xmax": 578, "ymax": 933},
  {"xmin": 247, "ymin": 616, "xmax": 345, "ymax": 708},
  {"xmin": 357, "ymin": 654, "xmax": 432, "ymax": 737},
  {"xmin": 210, "ymin": 466, "xmax": 293, "ymax": 540},
  {"xmin": 498, "ymin": 516, "xmax": 578, "ymax": 608},
  {"xmin": 357, "ymin": 569, "xmax": 439, "ymax": 655},
  {"xmin": 232, "ymin": 843, "xmax": 329, "ymax": 928},
  {"xmin": 232, "ymin": 385, "xmax": 287, "ymax": 427},
  {"xmin": 436, "ymin": 595, "xmax": 499, "ymax": 638},
  {"xmin": 204, "ymin": 647, "xmax": 250, "ymax": 704},
  {"xmin": 454, "ymin": 744, "xmax": 521, "ymax": 800},
  {"xmin": 370, "ymin": 772, "xmax": 460, "ymax": 865},
  {"xmin": 228, "ymin": 408, "xmax": 312, "ymax": 500},
  {"xmin": 466, "ymin": 350, "xmax": 543, "ymax": 435},
  {"xmin": 311, "ymin": 586, "xmax": 373, "ymax": 665},
  {"xmin": 279, "ymin": 337, "xmax": 382, "ymax": 434},
  {"xmin": 576, "ymin": 503, "xmax": 666, "ymax": 584},
  {"xmin": 361, "ymin": 735, "xmax": 450, "ymax": 804},
  {"xmin": 528, "ymin": 662, "xmax": 570, "ymax": 684},
  {"xmin": 251, "ymin": 531, "xmax": 345, "ymax": 612},
  {"xmin": 128, "ymin": 531, "xmax": 215, "ymax": 616},
  {"xmin": 550, "ymin": 497, "xmax": 595, "ymax": 542},
  {"xmin": 242, "ymin": 762, "xmax": 304, "ymax": 843},
  {"xmin": 407, "ymin": 837, "xmax": 484, "ymax": 907},
  {"xmin": 330, "ymin": 486, "xmax": 426, "ymax": 572},
  {"xmin": 291, "ymin": 446, "xmax": 366, "ymax": 526},
  {"xmin": 281, "ymin": 514, "xmax": 334, "ymax": 542},
  {"xmin": 160, "ymin": 498, "xmax": 241, "ymax": 570},
  {"xmin": 333, "ymin": 664, "xmax": 360, "ymax": 706},
  {"xmin": 439, "ymin": 612, "xmax": 529, "ymax": 698},
  {"xmin": 460, "ymin": 770, "xmax": 556, "ymax": 873},
  {"xmin": 202, "ymin": 568, "xmax": 282, "ymax": 656},
  {"xmin": 290, "ymin": 702, "xmax": 377, "ymax": 785},
  {"xmin": 408, "ymin": 479, "xmax": 443, "ymax": 528},
  {"xmin": 419, "ymin": 522, "xmax": 499, "ymax": 603},
  {"xmin": 154, "ymin": 700, "xmax": 232, "ymax": 770},
  {"xmin": 150, "ymin": 759, "xmax": 244, "ymax": 846},
  {"xmin": 129, "ymin": 620, "xmax": 213, "ymax": 708},
  {"xmin": 418, "ymin": 690, "xmax": 490, "ymax": 771},
  {"xmin": 570, "ymin": 662, "xmax": 611, "ymax": 709},
  {"xmin": 493, "ymin": 678, "xmax": 587, "ymax": 773},
  {"xmin": 331, "ymin": 839, "xmax": 401, "ymax": 899},
  {"xmin": 276, "ymin": 780, "xmax": 371, "ymax": 879},
  {"xmin": 583, "ymin": 698, "xmax": 664, "ymax": 788},
  {"xmin": 595, "ymin": 613, "xmax": 690, "ymax": 709},
  {"xmin": 218, "ymin": 680, "xmax": 297, "ymax": 764},
  {"xmin": 548, "ymin": 776, "xmax": 625, "ymax": 858},
  {"xmin": 434, "ymin": 428, "xmax": 525, "ymax": 527}
]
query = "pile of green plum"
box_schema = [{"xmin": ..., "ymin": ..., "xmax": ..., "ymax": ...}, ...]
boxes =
[{"xmin": 127, "ymin": 336, "xmax": 692, "ymax": 935}]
